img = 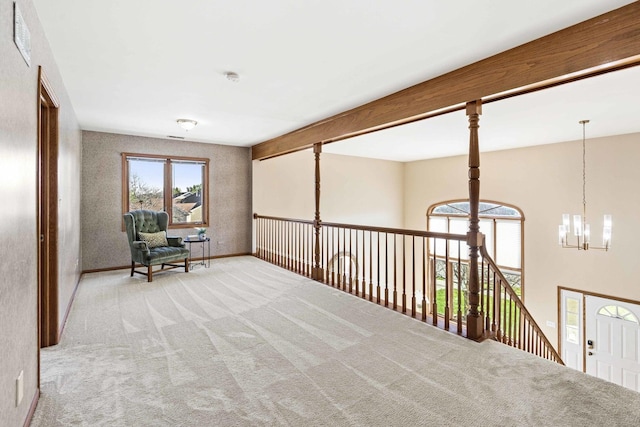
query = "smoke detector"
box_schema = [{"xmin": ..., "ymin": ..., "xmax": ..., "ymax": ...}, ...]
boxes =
[{"xmin": 224, "ymin": 71, "xmax": 240, "ymax": 83}]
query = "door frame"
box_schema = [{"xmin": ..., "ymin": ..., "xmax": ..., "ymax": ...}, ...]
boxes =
[
  {"xmin": 558, "ymin": 286, "xmax": 640, "ymax": 372},
  {"xmin": 37, "ymin": 67, "xmax": 60, "ymax": 360}
]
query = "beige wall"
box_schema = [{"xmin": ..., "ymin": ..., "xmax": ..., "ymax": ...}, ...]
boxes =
[
  {"xmin": 252, "ymin": 150, "xmax": 315, "ymax": 220},
  {"xmin": 0, "ymin": 0, "xmax": 82, "ymax": 425},
  {"xmin": 322, "ymin": 153, "xmax": 404, "ymax": 227},
  {"xmin": 82, "ymin": 131, "xmax": 252, "ymax": 271},
  {"xmin": 405, "ymin": 132, "xmax": 640, "ymax": 347},
  {"xmin": 252, "ymin": 150, "xmax": 404, "ymax": 227}
]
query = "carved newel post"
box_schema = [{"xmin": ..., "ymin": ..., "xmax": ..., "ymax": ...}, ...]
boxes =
[
  {"xmin": 312, "ymin": 143, "xmax": 324, "ymax": 281},
  {"xmin": 466, "ymin": 100, "xmax": 484, "ymax": 340}
]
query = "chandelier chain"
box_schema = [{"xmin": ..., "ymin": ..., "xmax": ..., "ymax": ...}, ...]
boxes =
[{"xmin": 559, "ymin": 119, "xmax": 610, "ymax": 251}]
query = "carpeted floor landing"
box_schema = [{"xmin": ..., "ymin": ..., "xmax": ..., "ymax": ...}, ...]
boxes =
[{"xmin": 31, "ymin": 256, "xmax": 640, "ymax": 426}]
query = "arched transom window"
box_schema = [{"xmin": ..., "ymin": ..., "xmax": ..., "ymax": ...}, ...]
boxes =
[{"xmin": 598, "ymin": 305, "xmax": 639, "ymax": 323}]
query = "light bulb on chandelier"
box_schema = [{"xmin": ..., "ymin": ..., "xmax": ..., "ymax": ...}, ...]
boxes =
[{"xmin": 558, "ymin": 120, "xmax": 611, "ymax": 251}]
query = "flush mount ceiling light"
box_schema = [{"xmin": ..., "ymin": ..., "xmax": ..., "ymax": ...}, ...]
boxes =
[
  {"xmin": 224, "ymin": 71, "xmax": 240, "ymax": 83},
  {"xmin": 176, "ymin": 119, "xmax": 197, "ymax": 131}
]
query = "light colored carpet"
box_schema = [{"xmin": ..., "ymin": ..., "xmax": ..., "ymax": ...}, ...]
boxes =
[{"xmin": 31, "ymin": 256, "xmax": 640, "ymax": 426}]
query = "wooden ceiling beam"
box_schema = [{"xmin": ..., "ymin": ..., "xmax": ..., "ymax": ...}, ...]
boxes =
[{"xmin": 252, "ymin": 2, "xmax": 640, "ymax": 160}]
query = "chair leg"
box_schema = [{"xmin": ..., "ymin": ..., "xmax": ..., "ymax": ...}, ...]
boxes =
[
  {"xmin": 148, "ymin": 265, "xmax": 153, "ymax": 282},
  {"xmin": 131, "ymin": 261, "xmax": 135, "ymax": 277},
  {"xmin": 185, "ymin": 258, "xmax": 189, "ymax": 273}
]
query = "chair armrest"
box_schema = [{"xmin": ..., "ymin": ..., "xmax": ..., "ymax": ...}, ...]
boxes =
[
  {"xmin": 167, "ymin": 236, "xmax": 185, "ymax": 247},
  {"xmin": 132, "ymin": 241, "xmax": 149, "ymax": 250}
]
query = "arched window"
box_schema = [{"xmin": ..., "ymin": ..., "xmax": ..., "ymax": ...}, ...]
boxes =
[
  {"xmin": 427, "ymin": 200, "xmax": 524, "ymax": 296},
  {"xmin": 598, "ymin": 305, "xmax": 639, "ymax": 323}
]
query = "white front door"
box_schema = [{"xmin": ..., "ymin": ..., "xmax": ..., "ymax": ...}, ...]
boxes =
[
  {"xmin": 585, "ymin": 295, "xmax": 640, "ymax": 392},
  {"xmin": 560, "ymin": 289, "xmax": 584, "ymax": 371}
]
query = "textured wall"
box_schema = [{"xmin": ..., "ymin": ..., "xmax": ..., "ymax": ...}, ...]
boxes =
[
  {"xmin": 0, "ymin": 0, "xmax": 82, "ymax": 425},
  {"xmin": 81, "ymin": 131, "xmax": 252, "ymax": 271}
]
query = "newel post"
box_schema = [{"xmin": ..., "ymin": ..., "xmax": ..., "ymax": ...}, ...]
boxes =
[
  {"xmin": 312, "ymin": 142, "xmax": 324, "ymax": 281},
  {"xmin": 466, "ymin": 100, "xmax": 484, "ymax": 340}
]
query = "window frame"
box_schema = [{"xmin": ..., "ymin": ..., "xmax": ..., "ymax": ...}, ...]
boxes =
[
  {"xmin": 426, "ymin": 199, "xmax": 525, "ymax": 300},
  {"xmin": 122, "ymin": 152, "xmax": 209, "ymax": 229}
]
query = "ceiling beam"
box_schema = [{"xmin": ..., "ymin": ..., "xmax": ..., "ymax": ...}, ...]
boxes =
[{"xmin": 252, "ymin": 2, "xmax": 640, "ymax": 160}]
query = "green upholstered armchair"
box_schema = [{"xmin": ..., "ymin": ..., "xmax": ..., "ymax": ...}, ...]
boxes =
[{"xmin": 123, "ymin": 210, "xmax": 190, "ymax": 282}]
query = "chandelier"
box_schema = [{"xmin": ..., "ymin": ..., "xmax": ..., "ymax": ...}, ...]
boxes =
[{"xmin": 558, "ymin": 120, "xmax": 612, "ymax": 251}]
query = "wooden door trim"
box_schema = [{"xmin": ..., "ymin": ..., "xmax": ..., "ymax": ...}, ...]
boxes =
[
  {"xmin": 252, "ymin": 3, "xmax": 640, "ymax": 160},
  {"xmin": 37, "ymin": 67, "xmax": 59, "ymax": 355},
  {"xmin": 559, "ymin": 286, "xmax": 640, "ymax": 308}
]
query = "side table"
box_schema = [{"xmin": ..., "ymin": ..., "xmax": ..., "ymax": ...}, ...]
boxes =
[{"xmin": 184, "ymin": 237, "xmax": 211, "ymax": 269}]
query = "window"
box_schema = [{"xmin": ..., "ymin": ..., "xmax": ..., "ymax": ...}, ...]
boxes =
[
  {"xmin": 565, "ymin": 297, "xmax": 581, "ymax": 344},
  {"xmin": 122, "ymin": 153, "xmax": 209, "ymax": 227},
  {"xmin": 427, "ymin": 200, "xmax": 524, "ymax": 296},
  {"xmin": 597, "ymin": 305, "xmax": 639, "ymax": 323}
]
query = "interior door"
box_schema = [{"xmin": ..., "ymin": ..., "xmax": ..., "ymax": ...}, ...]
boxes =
[
  {"xmin": 38, "ymin": 68, "xmax": 59, "ymax": 349},
  {"xmin": 585, "ymin": 295, "xmax": 640, "ymax": 392},
  {"xmin": 560, "ymin": 289, "xmax": 584, "ymax": 371}
]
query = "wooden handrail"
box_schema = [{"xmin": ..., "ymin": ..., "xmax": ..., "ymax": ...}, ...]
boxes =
[
  {"xmin": 321, "ymin": 221, "xmax": 466, "ymax": 242},
  {"xmin": 479, "ymin": 245, "xmax": 564, "ymax": 364},
  {"xmin": 255, "ymin": 214, "xmax": 467, "ymax": 241},
  {"xmin": 253, "ymin": 213, "xmax": 314, "ymax": 225}
]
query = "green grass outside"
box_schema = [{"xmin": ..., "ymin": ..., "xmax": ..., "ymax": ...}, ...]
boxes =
[{"xmin": 434, "ymin": 286, "xmax": 522, "ymax": 336}]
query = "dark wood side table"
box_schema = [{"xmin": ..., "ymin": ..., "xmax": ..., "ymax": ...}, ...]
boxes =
[{"xmin": 184, "ymin": 237, "xmax": 211, "ymax": 269}]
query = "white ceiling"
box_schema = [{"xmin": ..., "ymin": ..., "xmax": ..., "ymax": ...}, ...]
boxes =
[{"xmin": 33, "ymin": 0, "xmax": 638, "ymax": 161}]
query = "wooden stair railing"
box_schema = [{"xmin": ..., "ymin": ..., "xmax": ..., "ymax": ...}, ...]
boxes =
[
  {"xmin": 479, "ymin": 245, "xmax": 564, "ymax": 364},
  {"xmin": 254, "ymin": 214, "xmax": 563, "ymax": 364}
]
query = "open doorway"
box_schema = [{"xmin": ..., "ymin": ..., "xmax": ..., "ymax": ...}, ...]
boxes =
[{"xmin": 38, "ymin": 67, "xmax": 59, "ymax": 353}]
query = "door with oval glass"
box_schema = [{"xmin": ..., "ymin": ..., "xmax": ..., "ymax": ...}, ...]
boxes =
[{"xmin": 585, "ymin": 295, "xmax": 640, "ymax": 392}]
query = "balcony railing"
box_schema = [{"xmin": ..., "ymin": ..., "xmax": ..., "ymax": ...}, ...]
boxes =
[
  {"xmin": 478, "ymin": 245, "xmax": 562, "ymax": 362},
  {"xmin": 254, "ymin": 214, "xmax": 563, "ymax": 364}
]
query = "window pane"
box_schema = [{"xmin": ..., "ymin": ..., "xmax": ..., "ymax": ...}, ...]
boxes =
[
  {"xmin": 479, "ymin": 203, "xmax": 521, "ymax": 217},
  {"xmin": 479, "ymin": 219, "xmax": 494, "ymax": 259},
  {"xmin": 503, "ymin": 272, "xmax": 521, "ymax": 296},
  {"xmin": 434, "ymin": 259, "xmax": 447, "ymax": 316},
  {"xmin": 599, "ymin": 305, "xmax": 616, "ymax": 317},
  {"xmin": 449, "ymin": 218, "xmax": 467, "ymax": 234},
  {"xmin": 566, "ymin": 312, "xmax": 579, "ymax": 327},
  {"xmin": 496, "ymin": 220, "xmax": 521, "ymax": 269},
  {"xmin": 429, "ymin": 217, "xmax": 447, "ymax": 233},
  {"xmin": 566, "ymin": 298, "xmax": 579, "ymax": 313},
  {"xmin": 429, "ymin": 217, "xmax": 448, "ymax": 256},
  {"xmin": 432, "ymin": 202, "xmax": 469, "ymax": 215},
  {"xmin": 128, "ymin": 158, "xmax": 165, "ymax": 211},
  {"xmin": 449, "ymin": 218, "xmax": 468, "ymax": 260},
  {"xmin": 618, "ymin": 307, "xmax": 631, "ymax": 317},
  {"xmin": 566, "ymin": 326, "xmax": 579, "ymax": 344},
  {"xmin": 172, "ymin": 162, "xmax": 205, "ymax": 224}
]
